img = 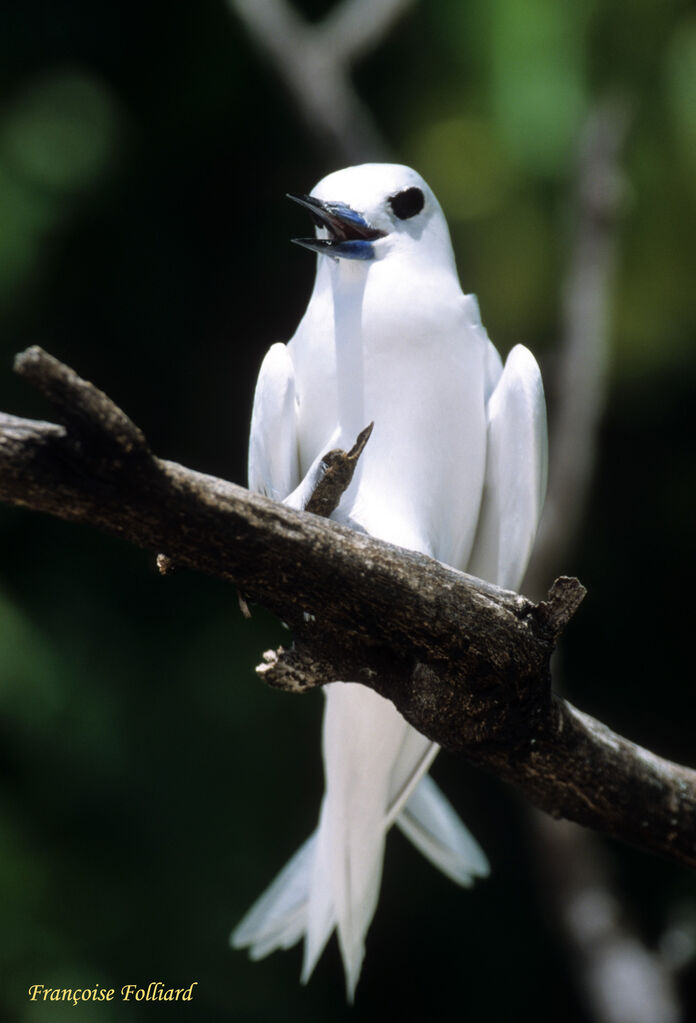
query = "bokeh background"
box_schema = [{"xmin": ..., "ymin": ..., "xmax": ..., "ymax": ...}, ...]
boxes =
[{"xmin": 0, "ymin": 1, "xmax": 695, "ymax": 1020}]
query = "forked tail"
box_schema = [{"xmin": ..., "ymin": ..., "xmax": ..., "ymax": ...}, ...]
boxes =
[{"xmin": 232, "ymin": 747, "xmax": 488, "ymax": 1001}]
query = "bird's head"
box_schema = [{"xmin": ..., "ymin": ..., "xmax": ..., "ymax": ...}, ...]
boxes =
[{"xmin": 288, "ymin": 163, "xmax": 455, "ymax": 270}]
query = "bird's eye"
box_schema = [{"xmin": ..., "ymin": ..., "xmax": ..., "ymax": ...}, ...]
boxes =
[{"xmin": 388, "ymin": 187, "xmax": 425, "ymax": 220}]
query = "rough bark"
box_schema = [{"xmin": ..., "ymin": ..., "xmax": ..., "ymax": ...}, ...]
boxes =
[{"xmin": 1, "ymin": 346, "xmax": 695, "ymax": 871}]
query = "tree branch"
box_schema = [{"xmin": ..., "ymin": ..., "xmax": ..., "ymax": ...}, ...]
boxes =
[
  {"xmin": 525, "ymin": 98, "xmax": 631, "ymax": 594},
  {"xmin": 521, "ymin": 100, "xmax": 682, "ymax": 1023},
  {"xmin": 533, "ymin": 814, "xmax": 681, "ymax": 1023},
  {"xmin": 1, "ymin": 347, "xmax": 695, "ymax": 871},
  {"xmin": 228, "ymin": 0, "xmax": 415, "ymax": 162},
  {"xmin": 304, "ymin": 421, "xmax": 374, "ymax": 517}
]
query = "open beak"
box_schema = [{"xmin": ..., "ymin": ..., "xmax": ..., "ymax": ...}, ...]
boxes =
[{"xmin": 287, "ymin": 193, "xmax": 385, "ymax": 261}]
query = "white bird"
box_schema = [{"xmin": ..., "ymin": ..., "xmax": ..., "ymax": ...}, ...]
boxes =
[{"xmin": 232, "ymin": 163, "xmax": 547, "ymax": 1001}]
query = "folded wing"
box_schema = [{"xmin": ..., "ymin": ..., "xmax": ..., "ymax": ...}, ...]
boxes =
[
  {"xmin": 248, "ymin": 342, "xmax": 300, "ymax": 501},
  {"xmin": 468, "ymin": 343, "xmax": 547, "ymax": 591}
]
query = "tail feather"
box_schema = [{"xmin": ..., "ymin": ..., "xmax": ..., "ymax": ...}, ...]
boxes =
[
  {"xmin": 248, "ymin": 918, "xmax": 305, "ymax": 961},
  {"xmin": 397, "ymin": 773, "xmax": 490, "ymax": 886},
  {"xmin": 307, "ymin": 683, "xmax": 398, "ymax": 1001},
  {"xmin": 384, "ymin": 727, "xmax": 439, "ymax": 828},
  {"xmin": 232, "ymin": 685, "xmax": 489, "ymax": 1000},
  {"xmin": 300, "ymin": 798, "xmax": 337, "ymax": 987},
  {"xmin": 231, "ymin": 832, "xmax": 316, "ymax": 957}
]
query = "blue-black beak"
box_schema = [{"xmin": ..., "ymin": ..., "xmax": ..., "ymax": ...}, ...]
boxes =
[{"xmin": 287, "ymin": 193, "xmax": 385, "ymax": 261}]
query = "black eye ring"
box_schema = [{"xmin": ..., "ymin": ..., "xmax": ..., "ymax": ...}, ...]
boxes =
[{"xmin": 388, "ymin": 187, "xmax": 425, "ymax": 220}]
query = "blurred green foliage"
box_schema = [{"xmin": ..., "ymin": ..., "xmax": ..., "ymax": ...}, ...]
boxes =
[{"xmin": 0, "ymin": 0, "xmax": 695, "ymax": 1019}]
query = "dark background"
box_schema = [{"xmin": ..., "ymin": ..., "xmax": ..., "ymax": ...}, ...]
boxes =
[{"xmin": 1, "ymin": 1, "xmax": 695, "ymax": 1019}]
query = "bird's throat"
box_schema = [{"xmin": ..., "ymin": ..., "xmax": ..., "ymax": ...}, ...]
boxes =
[{"xmin": 331, "ymin": 266, "xmax": 367, "ymax": 446}]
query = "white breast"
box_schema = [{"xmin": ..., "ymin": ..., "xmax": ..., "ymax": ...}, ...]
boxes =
[{"xmin": 289, "ymin": 257, "xmax": 489, "ymax": 569}]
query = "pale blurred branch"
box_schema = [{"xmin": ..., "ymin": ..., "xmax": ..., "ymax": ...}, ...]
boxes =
[
  {"xmin": 320, "ymin": 0, "xmax": 416, "ymax": 65},
  {"xmin": 228, "ymin": 0, "xmax": 416, "ymax": 162},
  {"xmin": 525, "ymin": 98, "xmax": 631, "ymax": 595},
  {"xmin": 535, "ymin": 814, "xmax": 680, "ymax": 1023},
  {"xmin": 523, "ymin": 100, "xmax": 682, "ymax": 1023}
]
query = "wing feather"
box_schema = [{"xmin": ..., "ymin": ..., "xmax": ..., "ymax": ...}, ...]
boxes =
[
  {"xmin": 248, "ymin": 343, "xmax": 300, "ymax": 500},
  {"xmin": 467, "ymin": 344, "xmax": 547, "ymax": 590}
]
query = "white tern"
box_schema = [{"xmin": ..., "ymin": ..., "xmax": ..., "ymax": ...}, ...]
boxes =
[{"xmin": 232, "ymin": 163, "xmax": 548, "ymax": 1001}]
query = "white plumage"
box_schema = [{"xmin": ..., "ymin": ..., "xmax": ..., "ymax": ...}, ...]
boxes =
[{"xmin": 233, "ymin": 163, "xmax": 547, "ymax": 1001}]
